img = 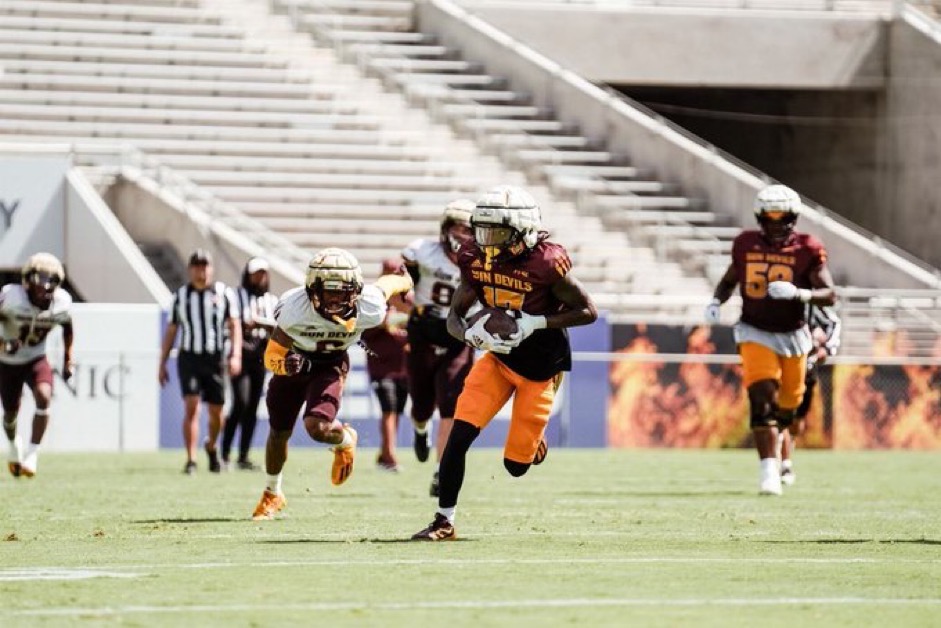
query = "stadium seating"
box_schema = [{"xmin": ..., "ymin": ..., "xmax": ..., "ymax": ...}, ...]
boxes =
[{"xmin": 0, "ymin": 0, "xmax": 714, "ymax": 308}]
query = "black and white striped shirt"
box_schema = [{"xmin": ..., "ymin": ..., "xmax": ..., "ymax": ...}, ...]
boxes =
[
  {"xmin": 234, "ymin": 286, "xmax": 279, "ymax": 354},
  {"xmin": 170, "ymin": 282, "xmax": 237, "ymax": 355},
  {"xmin": 808, "ymin": 304, "xmax": 842, "ymax": 356}
]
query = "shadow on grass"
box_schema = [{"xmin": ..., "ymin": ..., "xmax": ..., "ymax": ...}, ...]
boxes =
[
  {"xmin": 561, "ymin": 490, "xmax": 749, "ymax": 498},
  {"xmin": 762, "ymin": 538, "xmax": 941, "ymax": 546},
  {"xmin": 259, "ymin": 538, "xmax": 475, "ymax": 544},
  {"xmin": 133, "ymin": 518, "xmax": 245, "ymax": 524}
]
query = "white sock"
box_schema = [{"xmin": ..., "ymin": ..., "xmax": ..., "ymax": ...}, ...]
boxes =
[
  {"xmin": 22, "ymin": 443, "xmax": 39, "ymax": 471},
  {"xmin": 437, "ymin": 507, "xmax": 455, "ymax": 523},
  {"xmin": 781, "ymin": 458, "xmax": 793, "ymax": 471},
  {"xmin": 266, "ymin": 473, "xmax": 282, "ymax": 494},
  {"xmin": 338, "ymin": 427, "xmax": 354, "ymax": 449},
  {"xmin": 760, "ymin": 457, "xmax": 779, "ymax": 476},
  {"xmin": 7, "ymin": 436, "xmax": 20, "ymax": 461},
  {"xmin": 412, "ymin": 420, "xmax": 428, "ymax": 435}
]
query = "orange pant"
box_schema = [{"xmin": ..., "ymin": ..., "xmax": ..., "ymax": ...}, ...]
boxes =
[
  {"xmin": 738, "ymin": 342, "xmax": 807, "ymax": 410},
  {"xmin": 453, "ymin": 353, "xmax": 562, "ymax": 464}
]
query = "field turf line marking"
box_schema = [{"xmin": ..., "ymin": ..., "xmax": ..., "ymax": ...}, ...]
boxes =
[{"xmin": 12, "ymin": 597, "xmax": 941, "ymax": 617}]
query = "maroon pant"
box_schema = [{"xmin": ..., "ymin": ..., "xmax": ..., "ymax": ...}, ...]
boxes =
[
  {"xmin": 407, "ymin": 339, "xmax": 474, "ymax": 423},
  {"xmin": 0, "ymin": 357, "xmax": 54, "ymax": 413},
  {"xmin": 265, "ymin": 354, "xmax": 349, "ymax": 433}
]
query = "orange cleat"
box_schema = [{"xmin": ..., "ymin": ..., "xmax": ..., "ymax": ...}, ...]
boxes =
[
  {"xmin": 331, "ymin": 424, "xmax": 358, "ymax": 486},
  {"xmin": 532, "ymin": 438, "xmax": 548, "ymax": 465},
  {"xmin": 251, "ymin": 489, "xmax": 286, "ymax": 521},
  {"xmin": 8, "ymin": 461, "xmax": 21, "ymax": 477}
]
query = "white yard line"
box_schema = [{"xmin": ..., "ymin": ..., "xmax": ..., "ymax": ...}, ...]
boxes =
[
  {"xmin": 0, "ymin": 568, "xmax": 144, "ymax": 582},
  {"xmin": 11, "ymin": 597, "xmax": 941, "ymax": 617},
  {"xmin": 3, "ymin": 555, "xmax": 938, "ymax": 576}
]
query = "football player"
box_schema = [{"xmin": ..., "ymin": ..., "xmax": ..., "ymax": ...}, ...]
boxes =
[
  {"xmin": 779, "ymin": 304, "xmax": 841, "ymax": 486},
  {"xmin": 411, "ymin": 186, "xmax": 597, "ymax": 541},
  {"xmin": 401, "ymin": 199, "xmax": 476, "ymax": 497},
  {"xmin": 252, "ymin": 248, "xmax": 412, "ymax": 520},
  {"xmin": 0, "ymin": 253, "xmax": 73, "ymax": 478},
  {"xmin": 705, "ymin": 184, "xmax": 836, "ymax": 495}
]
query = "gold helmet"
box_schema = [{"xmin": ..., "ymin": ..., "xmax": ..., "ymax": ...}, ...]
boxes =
[
  {"xmin": 21, "ymin": 252, "xmax": 65, "ymax": 308},
  {"xmin": 305, "ymin": 248, "xmax": 363, "ymax": 319}
]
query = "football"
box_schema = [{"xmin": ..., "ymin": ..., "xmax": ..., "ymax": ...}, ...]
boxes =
[{"xmin": 465, "ymin": 307, "xmax": 519, "ymax": 341}]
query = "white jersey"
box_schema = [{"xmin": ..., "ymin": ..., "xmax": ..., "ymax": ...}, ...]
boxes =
[
  {"xmin": 274, "ymin": 284, "xmax": 387, "ymax": 355},
  {"xmin": 401, "ymin": 238, "xmax": 461, "ymax": 318},
  {"xmin": 0, "ymin": 284, "xmax": 72, "ymax": 365}
]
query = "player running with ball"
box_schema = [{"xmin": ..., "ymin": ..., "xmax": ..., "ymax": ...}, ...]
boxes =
[{"xmin": 411, "ymin": 185, "xmax": 597, "ymax": 541}]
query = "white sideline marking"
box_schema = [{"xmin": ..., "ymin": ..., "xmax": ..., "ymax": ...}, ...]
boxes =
[
  {"xmin": 12, "ymin": 597, "xmax": 941, "ymax": 617},
  {"xmin": 0, "ymin": 568, "xmax": 143, "ymax": 582},
  {"xmin": 9, "ymin": 555, "xmax": 938, "ymax": 576}
]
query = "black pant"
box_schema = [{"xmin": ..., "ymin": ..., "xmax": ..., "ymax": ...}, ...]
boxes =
[{"xmin": 222, "ymin": 354, "xmax": 266, "ymax": 462}]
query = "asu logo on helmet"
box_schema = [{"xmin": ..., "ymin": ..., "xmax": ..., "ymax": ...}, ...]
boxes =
[
  {"xmin": 21, "ymin": 252, "xmax": 65, "ymax": 310},
  {"xmin": 305, "ymin": 248, "xmax": 363, "ymax": 321},
  {"xmin": 472, "ymin": 185, "xmax": 543, "ymax": 268},
  {"xmin": 754, "ymin": 184, "xmax": 801, "ymax": 247}
]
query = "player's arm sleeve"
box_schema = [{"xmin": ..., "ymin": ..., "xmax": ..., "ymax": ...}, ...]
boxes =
[
  {"xmin": 264, "ymin": 330, "xmax": 292, "ymax": 375},
  {"xmin": 357, "ymin": 284, "xmax": 389, "ymax": 330}
]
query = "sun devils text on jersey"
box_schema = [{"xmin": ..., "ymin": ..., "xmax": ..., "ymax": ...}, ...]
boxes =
[{"xmin": 456, "ymin": 239, "xmax": 573, "ymax": 381}]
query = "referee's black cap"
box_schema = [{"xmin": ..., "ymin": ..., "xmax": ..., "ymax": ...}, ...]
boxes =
[{"xmin": 188, "ymin": 248, "xmax": 213, "ymax": 266}]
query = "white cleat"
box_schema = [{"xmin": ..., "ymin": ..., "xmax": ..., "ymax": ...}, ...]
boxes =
[
  {"xmin": 760, "ymin": 473, "xmax": 783, "ymax": 496},
  {"xmin": 20, "ymin": 448, "xmax": 38, "ymax": 478},
  {"xmin": 7, "ymin": 436, "xmax": 22, "ymax": 477},
  {"xmin": 780, "ymin": 467, "xmax": 796, "ymax": 487}
]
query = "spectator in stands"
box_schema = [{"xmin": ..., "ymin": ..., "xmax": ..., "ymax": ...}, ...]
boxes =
[
  {"xmin": 222, "ymin": 257, "xmax": 278, "ymax": 471},
  {"xmin": 158, "ymin": 249, "xmax": 241, "ymax": 475},
  {"xmin": 402, "ymin": 200, "xmax": 477, "ymax": 497},
  {"xmin": 361, "ymin": 258, "xmax": 412, "ymax": 472},
  {"xmin": 778, "ymin": 304, "xmax": 841, "ymax": 486},
  {"xmin": 0, "ymin": 253, "xmax": 73, "ymax": 478},
  {"xmin": 705, "ymin": 185, "xmax": 836, "ymax": 496}
]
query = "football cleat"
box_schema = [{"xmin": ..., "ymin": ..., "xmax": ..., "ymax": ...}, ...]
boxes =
[
  {"xmin": 411, "ymin": 513, "xmax": 456, "ymax": 542},
  {"xmin": 183, "ymin": 460, "xmax": 197, "ymax": 475},
  {"xmin": 7, "ymin": 436, "xmax": 22, "ymax": 477},
  {"xmin": 429, "ymin": 471, "xmax": 440, "ymax": 498},
  {"xmin": 331, "ymin": 424, "xmax": 357, "ymax": 486},
  {"xmin": 376, "ymin": 456, "xmax": 401, "ymax": 473},
  {"xmin": 759, "ymin": 473, "xmax": 783, "ymax": 496},
  {"xmin": 205, "ymin": 443, "xmax": 221, "ymax": 473},
  {"xmin": 8, "ymin": 462, "xmax": 22, "ymax": 477},
  {"xmin": 252, "ymin": 489, "xmax": 287, "ymax": 521},
  {"xmin": 532, "ymin": 438, "xmax": 548, "ymax": 465},
  {"xmin": 413, "ymin": 428, "xmax": 430, "ymax": 463},
  {"xmin": 236, "ymin": 458, "xmax": 260, "ymax": 471},
  {"xmin": 780, "ymin": 466, "xmax": 797, "ymax": 487},
  {"xmin": 19, "ymin": 448, "xmax": 37, "ymax": 478}
]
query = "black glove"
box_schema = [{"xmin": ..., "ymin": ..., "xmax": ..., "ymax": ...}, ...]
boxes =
[{"xmin": 284, "ymin": 352, "xmax": 311, "ymax": 376}]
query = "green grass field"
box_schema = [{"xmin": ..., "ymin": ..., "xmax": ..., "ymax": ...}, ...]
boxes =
[{"xmin": 1, "ymin": 449, "xmax": 939, "ymax": 627}]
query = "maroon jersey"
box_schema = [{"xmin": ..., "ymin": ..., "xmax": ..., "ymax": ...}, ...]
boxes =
[
  {"xmin": 361, "ymin": 324, "xmax": 408, "ymax": 381},
  {"xmin": 732, "ymin": 230, "xmax": 827, "ymax": 332},
  {"xmin": 457, "ymin": 238, "xmax": 572, "ymax": 381}
]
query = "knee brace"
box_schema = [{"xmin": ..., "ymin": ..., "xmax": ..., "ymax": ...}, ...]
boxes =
[
  {"xmin": 503, "ymin": 459, "xmax": 530, "ymax": 477},
  {"xmin": 775, "ymin": 408, "xmax": 797, "ymax": 430},
  {"xmin": 749, "ymin": 404, "xmax": 778, "ymax": 429}
]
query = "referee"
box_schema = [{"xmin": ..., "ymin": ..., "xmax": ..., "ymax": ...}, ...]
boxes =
[{"xmin": 159, "ymin": 249, "xmax": 242, "ymax": 474}]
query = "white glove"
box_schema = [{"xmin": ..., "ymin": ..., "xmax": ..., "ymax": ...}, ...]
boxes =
[
  {"xmin": 463, "ymin": 314, "xmax": 513, "ymax": 354},
  {"xmin": 768, "ymin": 281, "xmax": 811, "ymax": 302},
  {"xmin": 507, "ymin": 311, "xmax": 547, "ymax": 347},
  {"xmin": 704, "ymin": 298, "xmax": 722, "ymax": 324}
]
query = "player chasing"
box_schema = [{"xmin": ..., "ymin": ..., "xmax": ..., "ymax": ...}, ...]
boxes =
[
  {"xmin": 252, "ymin": 248, "xmax": 412, "ymax": 521},
  {"xmin": 0, "ymin": 253, "xmax": 73, "ymax": 478},
  {"xmin": 705, "ymin": 184, "xmax": 836, "ymax": 496},
  {"xmin": 411, "ymin": 185, "xmax": 598, "ymax": 541},
  {"xmin": 402, "ymin": 199, "xmax": 476, "ymax": 497},
  {"xmin": 779, "ymin": 304, "xmax": 841, "ymax": 485}
]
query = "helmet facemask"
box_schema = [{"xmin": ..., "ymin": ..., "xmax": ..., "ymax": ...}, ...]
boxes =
[
  {"xmin": 305, "ymin": 248, "xmax": 363, "ymax": 323},
  {"xmin": 21, "ymin": 253, "xmax": 64, "ymax": 309},
  {"xmin": 440, "ymin": 199, "xmax": 474, "ymax": 255},
  {"xmin": 472, "ymin": 186, "xmax": 541, "ymax": 268},
  {"xmin": 754, "ymin": 185, "xmax": 801, "ymax": 247}
]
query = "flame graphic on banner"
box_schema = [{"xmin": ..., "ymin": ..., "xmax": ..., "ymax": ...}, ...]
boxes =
[
  {"xmin": 832, "ymin": 329, "xmax": 941, "ymax": 449},
  {"xmin": 608, "ymin": 325, "xmax": 748, "ymax": 447}
]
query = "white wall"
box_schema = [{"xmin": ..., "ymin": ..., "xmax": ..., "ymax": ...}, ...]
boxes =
[
  {"xmin": 0, "ymin": 155, "xmax": 70, "ymax": 265},
  {"xmin": 14, "ymin": 304, "xmax": 162, "ymax": 452},
  {"xmin": 460, "ymin": 5, "xmax": 887, "ymax": 88}
]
